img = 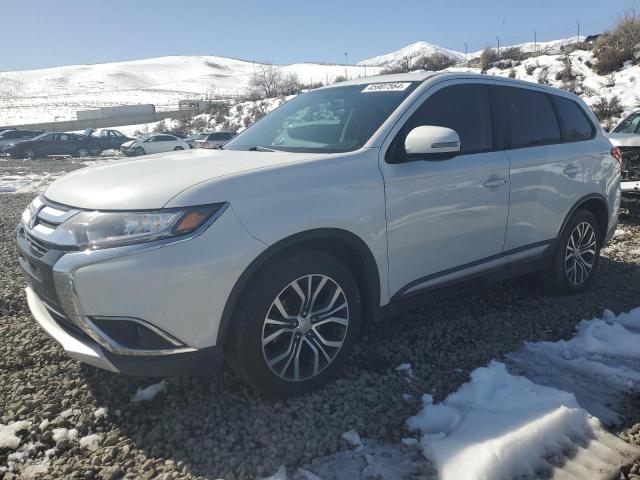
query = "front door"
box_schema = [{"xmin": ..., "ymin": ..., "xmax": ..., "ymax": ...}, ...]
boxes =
[{"xmin": 381, "ymin": 82, "xmax": 511, "ymax": 298}]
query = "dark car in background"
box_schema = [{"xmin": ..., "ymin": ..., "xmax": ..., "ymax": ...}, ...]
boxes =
[
  {"xmin": 0, "ymin": 129, "xmax": 45, "ymax": 149},
  {"xmin": 4, "ymin": 132, "xmax": 102, "ymax": 159},
  {"xmin": 88, "ymin": 129, "xmax": 132, "ymax": 151}
]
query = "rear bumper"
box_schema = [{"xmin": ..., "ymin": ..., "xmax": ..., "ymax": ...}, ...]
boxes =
[{"xmin": 25, "ymin": 286, "xmax": 223, "ymax": 376}]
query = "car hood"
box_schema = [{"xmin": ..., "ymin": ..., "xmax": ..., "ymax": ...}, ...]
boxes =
[
  {"xmin": 45, "ymin": 148, "xmax": 320, "ymax": 210},
  {"xmin": 607, "ymin": 133, "xmax": 640, "ymax": 147}
]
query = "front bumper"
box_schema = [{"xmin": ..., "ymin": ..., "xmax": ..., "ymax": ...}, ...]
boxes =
[
  {"xmin": 16, "ymin": 197, "xmax": 266, "ymax": 376},
  {"xmin": 25, "ymin": 287, "xmax": 222, "ymax": 376}
]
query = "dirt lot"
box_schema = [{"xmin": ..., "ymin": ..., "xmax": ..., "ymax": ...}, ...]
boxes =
[{"xmin": 1, "ymin": 157, "xmax": 639, "ymax": 479}]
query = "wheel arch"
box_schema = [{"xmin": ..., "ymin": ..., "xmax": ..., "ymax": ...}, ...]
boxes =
[
  {"xmin": 216, "ymin": 228, "xmax": 381, "ymax": 347},
  {"xmin": 558, "ymin": 193, "xmax": 609, "ymax": 244}
]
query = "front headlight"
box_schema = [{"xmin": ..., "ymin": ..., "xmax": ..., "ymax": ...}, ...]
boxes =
[{"xmin": 58, "ymin": 203, "xmax": 226, "ymax": 250}]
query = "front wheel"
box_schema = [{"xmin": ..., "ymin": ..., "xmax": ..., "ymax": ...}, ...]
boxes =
[
  {"xmin": 23, "ymin": 147, "xmax": 37, "ymax": 160},
  {"xmin": 173, "ymin": 146, "xmax": 184, "ymax": 151},
  {"xmin": 134, "ymin": 147, "xmax": 145, "ymax": 156},
  {"xmin": 540, "ymin": 209, "xmax": 601, "ymax": 294},
  {"xmin": 227, "ymin": 250, "xmax": 361, "ymax": 396}
]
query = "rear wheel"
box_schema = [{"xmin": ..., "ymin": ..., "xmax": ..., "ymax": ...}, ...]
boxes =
[
  {"xmin": 173, "ymin": 146, "xmax": 184, "ymax": 151},
  {"xmin": 134, "ymin": 147, "xmax": 145, "ymax": 156},
  {"xmin": 76, "ymin": 147, "xmax": 90, "ymax": 158},
  {"xmin": 23, "ymin": 147, "xmax": 37, "ymax": 160},
  {"xmin": 227, "ymin": 250, "xmax": 361, "ymax": 396},
  {"xmin": 540, "ymin": 209, "xmax": 601, "ymax": 294}
]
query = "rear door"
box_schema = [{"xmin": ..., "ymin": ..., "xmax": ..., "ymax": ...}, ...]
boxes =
[
  {"xmin": 498, "ymin": 86, "xmax": 597, "ymax": 251},
  {"xmin": 381, "ymin": 81, "xmax": 511, "ymax": 298}
]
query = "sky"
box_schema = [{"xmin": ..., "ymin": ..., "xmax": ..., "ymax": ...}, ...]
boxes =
[{"xmin": 1, "ymin": 0, "xmax": 638, "ymax": 71}]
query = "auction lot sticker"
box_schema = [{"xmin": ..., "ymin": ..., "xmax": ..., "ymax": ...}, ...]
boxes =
[{"xmin": 362, "ymin": 82, "xmax": 412, "ymax": 92}]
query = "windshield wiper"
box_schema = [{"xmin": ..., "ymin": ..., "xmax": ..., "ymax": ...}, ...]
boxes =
[{"xmin": 248, "ymin": 145, "xmax": 277, "ymax": 152}]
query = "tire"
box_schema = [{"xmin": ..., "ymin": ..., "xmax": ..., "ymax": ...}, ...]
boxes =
[
  {"xmin": 76, "ymin": 147, "xmax": 90, "ymax": 158},
  {"xmin": 227, "ymin": 250, "xmax": 361, "ymax": 396},
  {"xmin": 134, "ymin": 147, "xmax": 145, "ymax": 156},
  {"xmin": 173, "ymin": 146, "xmax": 184, "ymax": 151},
  {"xmin": 540, "ymin": 209, "xmax": 601, "ymax": 294},
  {"xmin": 23, "ymin": 148, "xmax": 37, "ymax": 160}
]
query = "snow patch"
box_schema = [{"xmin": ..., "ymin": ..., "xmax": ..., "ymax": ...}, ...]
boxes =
[
  {"xmin": 52, "ymin": 428, "xmax": 78, "ymax": 443},
  {"xmin": 341, "ymin": 430, "xmax": 362, "ymax": 447},
  {"xmin": 0, "ymin": 421, "xmax": 31, "ymax": 450},
  {"xmin": 131, "ymin": 380, "xmax": 167, "ymax": 403},
  {"xmin": 79, "ymin": 433, "xmax": 101, "ymax": 451},
  {"xmin": 93, "ymin": 406, "xmax": 108, "ymax": 419}
]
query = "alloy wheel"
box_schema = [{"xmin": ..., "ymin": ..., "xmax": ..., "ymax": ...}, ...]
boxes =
[
  {"xmin": 77, "ymin": 148, "xmax": 89, "ymax": 157},
  {"xmin": 24, "ymin": 148, "xmax": 35, "ymax": 159},
  {"xmin": 261, "ymin": 274, "xmax": 349, "ymax": 382},
  {"xmin": 564, "ymin": 221, "xmax": 597, "ymax": 286}
]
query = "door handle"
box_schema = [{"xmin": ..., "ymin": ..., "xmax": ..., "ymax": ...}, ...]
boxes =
[
  {"xmin": 563, "ymin": 164, "xmax": 580, "ymax": 177},
  {"xmin": 483, "ymin": 175, "xmax": 509, "ymax": 188}
]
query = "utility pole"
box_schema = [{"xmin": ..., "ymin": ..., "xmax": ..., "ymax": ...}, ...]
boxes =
[
  {"xmin": 464, "ymin": 43, "xmax": 468, "ymax": 67},
  {"xmin": 496, "ymin": 36, "xmax": 500, "ymax": 57},
  {"xmin": 364, "ymin": 64, "xmax": 367, "ymax": 77},
  {"xmin": 576, "ymin": 20, "xmax": 580, "ymax": 44},
  {"xmin": 344, "ymin": 52, "xmax": 348, "ymax": 79},
  {"xmin": 534, "ymin": 29, "xmax": 537, "ymax": 53}
]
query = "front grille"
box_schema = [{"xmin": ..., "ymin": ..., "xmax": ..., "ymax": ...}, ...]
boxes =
[{"xmin": 25, "ymin": 232, "xmax": 49, "ymax": 257}]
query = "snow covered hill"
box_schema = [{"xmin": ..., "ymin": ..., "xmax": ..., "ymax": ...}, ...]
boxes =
[
  {"xmin": 0, "ymin": 56, "xmax": 378, "ymax": 126},
  {"xmin": 357, "ymin": 37, "xmax": 583, "ymax": 66},
  {"xmin": 357, "ymin": 41, "xmax": 466, "ymax": 67}
]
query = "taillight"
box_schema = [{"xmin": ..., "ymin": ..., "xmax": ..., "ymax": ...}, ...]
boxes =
[{"xmin": 611, "ymin": 147, "xmax": 623, "ymax": 167}]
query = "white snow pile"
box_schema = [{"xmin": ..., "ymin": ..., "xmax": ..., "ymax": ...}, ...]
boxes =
[
  {"xmin": 341, "ymin": 430, "xmax": 362, "ymax": 447},
  {"xmin": 79, "ymin": 433, "xmax": 102, "ymax": 451},
  {"xmin": 507, "ymin": 307, "xmax": 640, "ymax": 424},
  {"xmin": 0, "ymin": 172, "xmax": 66, "ymax": 193},
  {"xmin": 0, "ymin": 421, "xmax": 31, "ymax": 450},
  {"xmin": 131, "ymin": 379, "xmax": 167, "ymax": 403},
  {"xmin": 405, "ymin": 308, "xmax": 640, "ymax": 480},
  {"xmin": 51, "ymin": 427, "xmax": 78, "ymax": 443}
]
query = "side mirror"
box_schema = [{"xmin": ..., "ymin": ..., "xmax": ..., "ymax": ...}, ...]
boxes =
[{"xmin": 404, "ymin": 126, "xmax": 460, "ymax": 158}]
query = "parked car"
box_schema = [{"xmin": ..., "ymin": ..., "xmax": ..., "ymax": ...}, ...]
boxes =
[
  {"xmin": 16, "ymin": 73, "xmax": 620, "ymax": 396},
  {"xmin": 89, "ymin": 129, "xmax": 132, "ymax": 151},
  {"xmin": 0, "ymin": 129, "xmax": 45, "ymax": 150},
  {"xmin": 195, "ymin": 131, "xmax": 235, "ymax": 149},
  {"xmin": 120, "ymin": 133, "xmax": 190, "ymax": 156},
  {"xmin": 4, "ymin": 132, "xmax": 102, "ymax": 159},
  {"xmin": 185, "ymin": 132, "xmax": 209, "ymax": 149},
  {"xmin": 608, "ymin": 112, "xmax": 640, "ymax": 215}
]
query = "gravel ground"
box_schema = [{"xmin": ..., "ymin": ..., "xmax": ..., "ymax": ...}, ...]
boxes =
[{"xmin": 1, "ymin": 158, "xmax": 639, "ymax": 479}]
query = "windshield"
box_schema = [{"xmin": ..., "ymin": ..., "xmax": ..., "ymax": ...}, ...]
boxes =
[
  {"xmin": 226, "ymin": 82, "xmax": 418, "ymax": 153},
  {"xmin": 613, "ymin": 113, "xmax": 640, "ymax": 134}
]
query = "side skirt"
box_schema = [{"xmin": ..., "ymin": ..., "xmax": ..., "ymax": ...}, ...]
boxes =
[{"xmin": 376, "ymin": 242, "xmax": 555, "ymax": 320}]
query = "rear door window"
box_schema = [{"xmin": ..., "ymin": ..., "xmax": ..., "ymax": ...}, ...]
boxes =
[
  {"xmin": 403, "ymin": 83, "xmax": 493, "ymax": 154},
  {"xmin": 501, "ymin": 86, "xmax": 561, "ymax": 148},
  {"xmin": 552, "ymin": 96, "xmax": 594, "ymax": 141}
]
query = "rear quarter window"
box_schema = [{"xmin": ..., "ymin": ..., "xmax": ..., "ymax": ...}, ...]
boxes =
[{"xmin": 552, "ymin": 95, "xmax": 595, "ymax": 141}]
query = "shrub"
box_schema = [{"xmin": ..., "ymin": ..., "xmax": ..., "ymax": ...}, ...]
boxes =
[
  {"xmin": 416, "ymin": 52, "xmax": 456, "ymax": 71},
  {"xmin": 593, "ymin": 10, "xmax": 640, "ymax": 74},
  {"xmin": 501, "ymin": 47, "xmax": 526, "ymax": 62},
  {"xmin": 479, "ymin": 48, "xmax": 499, "ymax": 72},
  {"xmin": 508, "ymin": 69, "xmax": 516, "ymax": 78},
  {"xmin": 524, "ymin": 63, "xmax": 536, "ymax": 76},
  {"xmin": 537, "ymin": 66, "xmax": 550, "ymax": 85},
  {"xmin": 591, "ymin": 96, "xmax": 624, "ymax": 127},
  {"xmin": 333, "ymin": 75, "xmax": 347, "ymax": 83},
  {"xmin": 152, "ymin": 120, "xmax": 168, "ymax": 133},
  {"xmin": 555, "ymin": 54, "xmax": 575, "ymax": 82}
]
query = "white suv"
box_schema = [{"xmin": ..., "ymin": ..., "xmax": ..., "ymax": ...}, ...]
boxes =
[{"xmin": 16, "ymin": 73, "xmax": 621, "ymax": 396}]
